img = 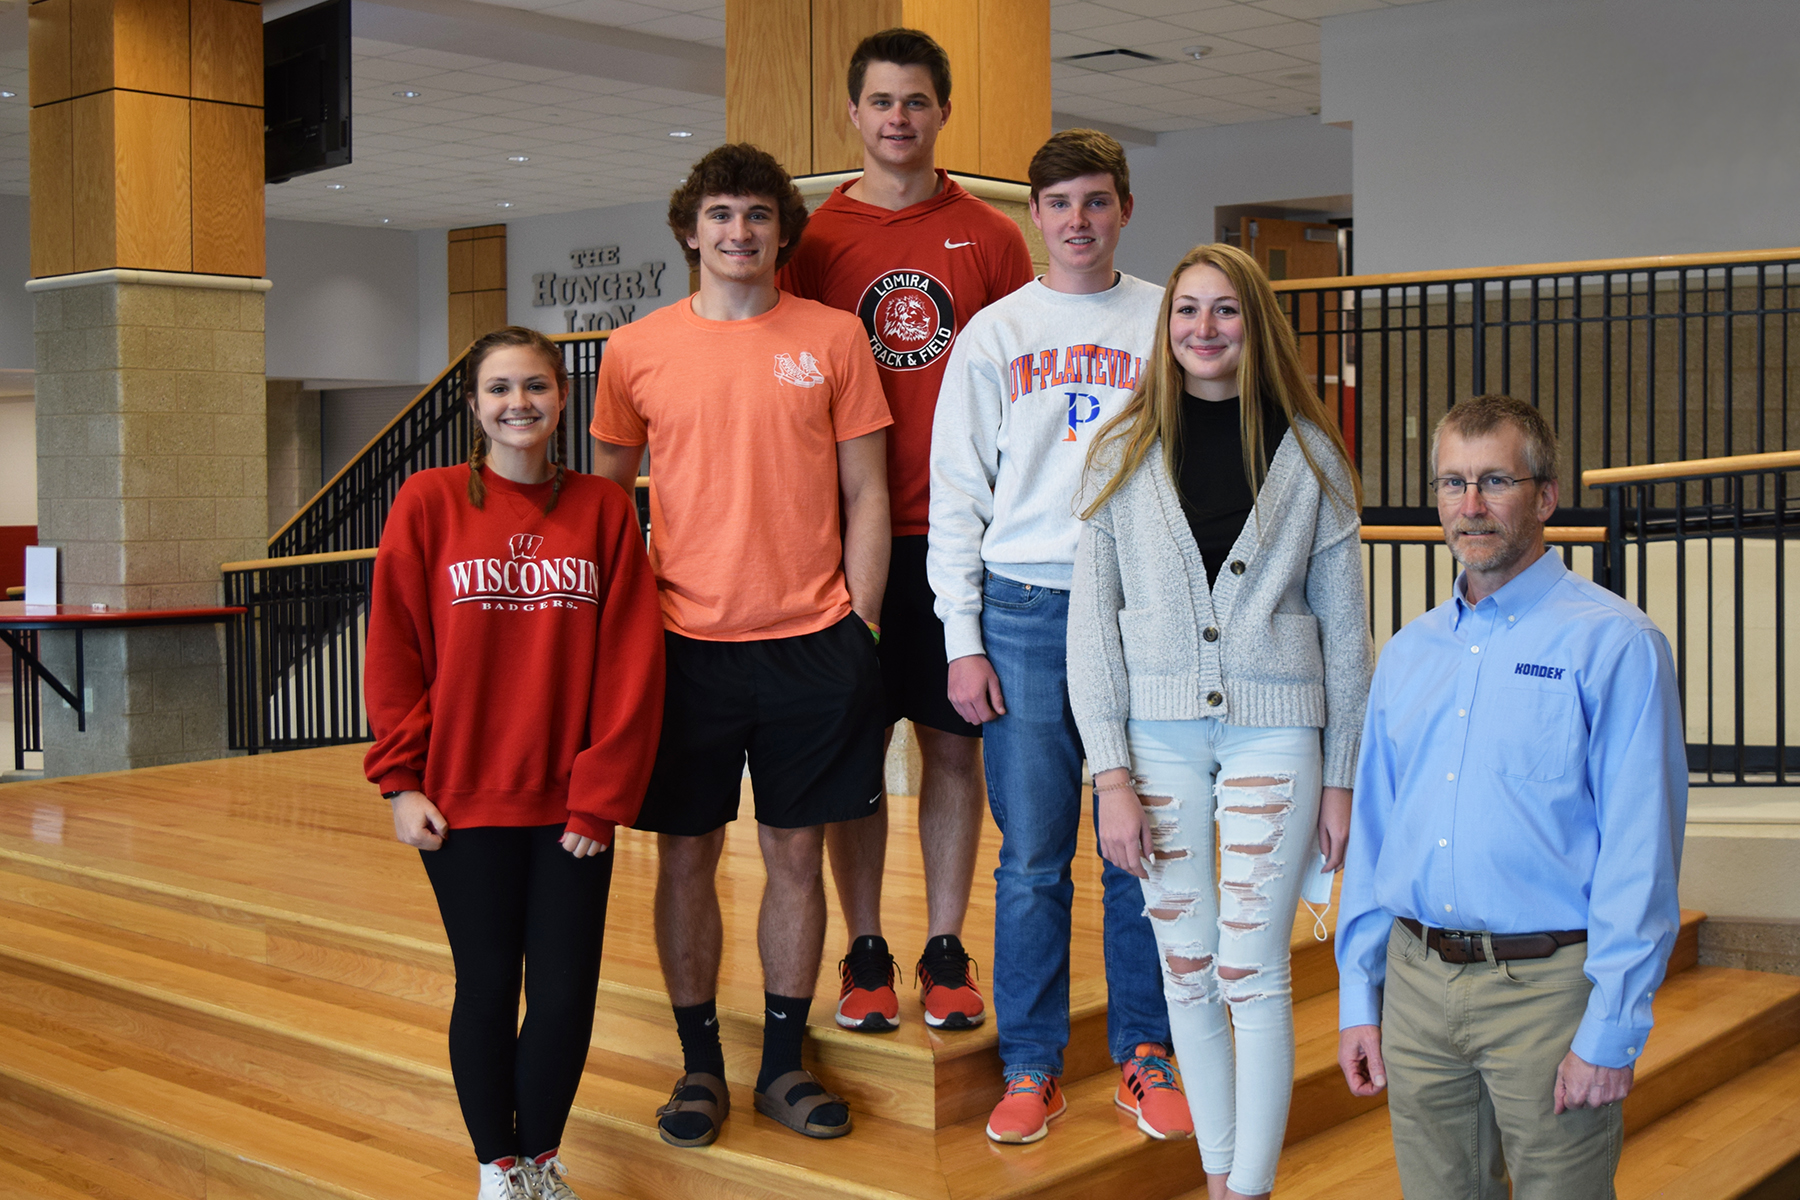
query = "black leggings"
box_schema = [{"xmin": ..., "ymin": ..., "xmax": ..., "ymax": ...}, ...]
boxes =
[{"xmin": 420, "ymin": 824, "xmax": 614, "ymax": 1162}]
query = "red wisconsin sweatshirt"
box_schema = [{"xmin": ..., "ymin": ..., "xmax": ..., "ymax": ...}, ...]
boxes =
[{"xmin": 363, "ymin": 466, "xmax": 665, "ymax": 843}]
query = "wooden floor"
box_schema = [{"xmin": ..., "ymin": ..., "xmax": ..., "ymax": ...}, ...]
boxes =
[{"xmin": 0, "ymin": 746, "xmax": 1797, "ymax": 1198}]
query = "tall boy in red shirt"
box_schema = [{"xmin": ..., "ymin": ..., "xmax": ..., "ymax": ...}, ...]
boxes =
[{"xmin": 780, "ymin": 27, "xmax": 1033, "ymax": 1034}]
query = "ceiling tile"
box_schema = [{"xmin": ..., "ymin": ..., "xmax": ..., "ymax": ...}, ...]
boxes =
[{"xmin": 1248, "ymin": 0, "xmax": 1385, "ymax": 17}]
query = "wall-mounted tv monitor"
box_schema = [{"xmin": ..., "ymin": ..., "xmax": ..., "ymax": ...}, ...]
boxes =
[{"xmin": 265, "ymin": 0, "xmax": 352, "ymax": 184}]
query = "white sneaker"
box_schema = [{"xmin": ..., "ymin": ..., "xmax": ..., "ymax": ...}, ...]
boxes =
[
  {"xmin": 477, "ymin": 1157, "xmax": 534, "ymax": 1200},
  {"xmin": 527, "ymin": 1153, "xmax": 581, "ymax": 1200}
]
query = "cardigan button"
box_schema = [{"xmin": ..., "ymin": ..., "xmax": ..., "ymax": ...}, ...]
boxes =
[
  {"xmin": 1203, "ymin": 626, "xmax": 1219, "ymax": 642},
  {"xmin": 1206, "ymin": 691, "xmax": 1223, "ymax": 707},
  {"xmin": 1229, "ymin": 560, "xmax": 1246, "ymax": 575}
]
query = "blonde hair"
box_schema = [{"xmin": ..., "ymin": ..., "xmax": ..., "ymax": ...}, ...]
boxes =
[{"xmin": 1080, "ymin": 242, "xmax": 1361, "ymax": 519}]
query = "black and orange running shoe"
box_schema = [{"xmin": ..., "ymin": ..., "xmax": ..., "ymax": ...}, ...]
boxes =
[
  {"xmin": 915, "ymin": 934, "xmax": 985, "ymax": 1029},
  {"xmin": 835, "ymin": 934, "xmax": 900, "ymax": 1032}
]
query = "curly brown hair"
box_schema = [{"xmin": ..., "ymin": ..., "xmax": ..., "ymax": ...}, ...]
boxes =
[{"xmin": 667, "ymin": 143, "xmax": 809, "ymax": 271}]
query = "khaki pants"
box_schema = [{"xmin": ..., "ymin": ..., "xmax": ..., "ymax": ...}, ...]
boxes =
[{"xmin": 1382, "ymin": 919, "xmax": 1624, "ymax": 1200}]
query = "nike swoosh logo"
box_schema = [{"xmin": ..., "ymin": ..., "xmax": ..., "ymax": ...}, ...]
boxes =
[
  {"xmin": 945, "ymin": 239, "xmax": 975, "ymax": 249},
  {"xmin": 704, "ymin": 1017, "xmax": 717, "ymax": 1026},
  {"xmin": 767, "ymin": 1009, "xmax": 787, "ymax": 1020}
]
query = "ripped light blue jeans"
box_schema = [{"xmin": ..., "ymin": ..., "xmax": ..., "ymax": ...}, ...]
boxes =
[{"xmin": 1125, "ymin": 718, "xmax": 1323, "ymax": 1197}]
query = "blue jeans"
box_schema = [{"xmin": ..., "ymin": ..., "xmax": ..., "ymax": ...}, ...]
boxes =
[{"xmin": 980, "ymin": 571, "xmax": 1170, "ymax": 1076}]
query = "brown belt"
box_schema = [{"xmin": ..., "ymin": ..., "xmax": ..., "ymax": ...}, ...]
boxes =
[{"xmin": 1399, "ymin": 917, "xmax": 1587, "ymax": 964}]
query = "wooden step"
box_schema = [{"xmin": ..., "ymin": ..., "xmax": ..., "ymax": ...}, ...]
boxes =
[
  {"xmin": 0, "ymin": 834, "xmax": 1342, "ymax": 1133},
  {"xmin": 0, "ymin": 908, "xmax": 1761, "ymax": 1200},
  {"xmin": 0, "ymin": 1124, "xmax": 193, "ymax": 1200},
  {"xmin": 0, "ymin": 1021, "xmax": 473, "ymax": 1200}
]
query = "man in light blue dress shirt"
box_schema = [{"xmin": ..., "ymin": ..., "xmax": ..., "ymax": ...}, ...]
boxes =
[{"xmin": 1336, "ymin": 395, "xmax": 1686, "ymax": 1200}]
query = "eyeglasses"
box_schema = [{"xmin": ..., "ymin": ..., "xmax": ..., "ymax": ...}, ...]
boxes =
[{"xmin": 1429, "ymin": 474, "xmax": 1546, "ymax": 499}]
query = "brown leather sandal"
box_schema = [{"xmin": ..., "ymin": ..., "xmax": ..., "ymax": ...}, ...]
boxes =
[
  {"xmin": 656, "ymin": 1072, "xmax": 730, "ymax": 1148},
  {"xmin": 753, "ymin": 1069, "xmax": 853, "ymax": 1139}
]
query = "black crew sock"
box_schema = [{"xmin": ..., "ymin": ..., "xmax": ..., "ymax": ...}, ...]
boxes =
[
  {"xmin": 757, "ymin": 992, "xmax": 847, "ymax": 1128},
  {"xmin": 661, "ymin": 1000, "xmax": 726, "ymax": 1144},
  {"xmin": 672, "ymin": 999, "xmax": 726, "ymax": 1078}
]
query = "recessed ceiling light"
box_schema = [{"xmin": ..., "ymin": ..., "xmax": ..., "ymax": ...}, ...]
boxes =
[
  {"xmin": 1183, "ymin": 46, "xmax": 1213, "ymax": 60},
  {"xmin": 668, "ymin": 130, "xmax": 693, "ymax": 138},
  {"xmin": 380, "ymin": 217, "xmax": 391, "ymax": 224},
  {"xmin": 496, "ymin": 201, "xmax": 514, "ymax": 209},
  {"xmin": 325, "ymin": 183, "xmax": 346, "ymax": 190},
  {"xmin": 394, "ymin": 90, "xmax": 422, "ymax": 99},
  {"xmin": 0, "ymin": 91, "xmax": 16, "ymax": 99},
  {"xmin": 506, "ymin": 155, "xmax": 531, "ymax": 163}
]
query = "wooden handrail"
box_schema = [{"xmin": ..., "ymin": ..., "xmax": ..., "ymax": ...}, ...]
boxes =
[
  {"xmin": 1362, "ymin": 525, "xmax": 1607, "ymax": 545},
  {"xmin": 222, "ymin": 548, "xmax": 378, "ymax": 573},
  {"xmin": 1273, "ymin": 246, "xmax": 1800, "ymax": 294},
  {"xmin": 266, "ymin": 330, "xmax": 617, "ymax": 548},
  {"xmin": 1583, "ymin": 449, "xmax": 1800, "ymax": 489}
]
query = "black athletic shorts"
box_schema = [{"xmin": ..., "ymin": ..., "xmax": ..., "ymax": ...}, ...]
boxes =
[
  {"xmin": 634, "ymin": 613, "xmax": 887, "ymax": 836},
  {"xmin": 878, "ymin": 536, "xmax": 981, "ymax": 739}
]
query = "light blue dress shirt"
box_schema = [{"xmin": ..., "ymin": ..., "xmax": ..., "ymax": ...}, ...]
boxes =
[{"xmin": 1336, "ymin": 549, "xmax": 1687, "ymax": 1068}]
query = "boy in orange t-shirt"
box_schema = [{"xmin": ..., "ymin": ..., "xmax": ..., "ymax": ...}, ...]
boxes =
[{"xmin": 591, "ymin": 144, "xmax": 891, "ymax": 1148}]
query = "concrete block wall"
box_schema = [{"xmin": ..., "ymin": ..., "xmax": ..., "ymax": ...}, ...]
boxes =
[
  {"xmin": 266, "ymin": 379, "xmax": 321, "ymax": 540},
  {"xmin": 31, "ymin": 279, "xmax": 268, "ymax": 774}
]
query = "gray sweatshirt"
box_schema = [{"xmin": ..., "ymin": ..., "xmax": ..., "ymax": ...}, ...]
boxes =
[
  {"xmin": 928, "ymin": 274, "xmax": 1163, "ymax": 661},
  {"xmin": 1067, "ymin": 420, "xmax": 1373, "ymax": 787}
]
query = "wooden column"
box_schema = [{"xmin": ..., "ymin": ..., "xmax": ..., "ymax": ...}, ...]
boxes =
[
  {"xmin": 447, "ymin": 225, "xmax": 508, "ymax": 360},
  {"xmin": 726, "ymin": 0, "xmax": 1050, "ymax": 182},
  {"xmin": 29, "ymin": 0, "xmax": 265, "ymax": 279}
]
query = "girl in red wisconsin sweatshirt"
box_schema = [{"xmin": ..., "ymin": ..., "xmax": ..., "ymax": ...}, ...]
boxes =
[{"xmin": 364, "ymin": 326, "xmax": 664, "ymax": 1200}]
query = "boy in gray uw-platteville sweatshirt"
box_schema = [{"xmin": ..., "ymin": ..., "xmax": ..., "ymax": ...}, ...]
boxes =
[{"xmin": 925, "ymin": 129, "xmax": 1193, "ymax": 1145}]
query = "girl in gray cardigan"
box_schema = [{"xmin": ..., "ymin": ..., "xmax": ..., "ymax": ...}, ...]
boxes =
[{"xmin": 1067, "ymin": 243, "xmax": 1372, "ymax": 1200}]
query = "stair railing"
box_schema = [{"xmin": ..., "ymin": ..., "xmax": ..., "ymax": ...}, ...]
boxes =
[{"xmin": 1587, "ymin": 449, "xmax": 1800, "ymax": 783}]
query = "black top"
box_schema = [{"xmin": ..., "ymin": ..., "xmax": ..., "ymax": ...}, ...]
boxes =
[{"xmin": 1175, "ymin": 394, "xmax": 1290, "ymax": 586}]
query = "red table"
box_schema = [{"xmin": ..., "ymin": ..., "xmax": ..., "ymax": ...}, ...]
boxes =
[{"xmin": 1, "ymin": 602, "xmax": 246, "ymax": 737}]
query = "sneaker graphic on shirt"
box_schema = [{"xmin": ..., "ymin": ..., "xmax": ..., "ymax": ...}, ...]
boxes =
[{"xmin": 774, "ymin": 350, "xmax": 825, "ymax": 388}]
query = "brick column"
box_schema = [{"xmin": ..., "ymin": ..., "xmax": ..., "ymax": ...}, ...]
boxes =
[{"xmin": 27, "ymin": 0, "xmax": 267, "ymax": 774}]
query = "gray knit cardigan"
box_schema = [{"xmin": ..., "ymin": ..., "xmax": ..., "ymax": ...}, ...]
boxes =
[{"xmin": 1067, "ymin": 419, "xmax": 1373, "ymax": 788}]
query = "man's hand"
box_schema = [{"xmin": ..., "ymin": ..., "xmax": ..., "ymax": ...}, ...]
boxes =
[
  {"xmin": 1094, "ymin": 771, "xmax": 1153, "ymax": 879},
  {"xmin": 1340, "ymin": 1024, "xmax": 1387, "ymax": 1096},
  {"xmin": 390, "ymin": 790, "xmax": 448, "ymax": 850},
  {"xmin": 946, "ymin": 654, "xmax": 1006, "ymax": 725},
  {"xmin": 1554, "ymin": 1050, "xmax": 1633, "ymax": 1113}
]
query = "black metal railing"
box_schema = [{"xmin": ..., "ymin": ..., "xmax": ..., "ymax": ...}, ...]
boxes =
[
  {"xmin": 1277, "ymin": 250, "xmax": 1800, "ymax": 518},
  {"xmin": 1588, "ymin": 449, "xmax": 1800, "ymax": 784},
  {"xmin": 267, "ymin": 333, "xmax": 611, "ymax": 559},
  {"xmin": 8, "ymin": 631, "xmax": 42, "ymax": 771},
  {"xmin": 223, "ymin": 550, "xmax": 376, "ymax": 753}
]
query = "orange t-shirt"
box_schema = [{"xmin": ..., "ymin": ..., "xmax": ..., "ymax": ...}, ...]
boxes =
[{"xmin": 590, "ymin": 293, "xmax": 893, "ymax": 642}]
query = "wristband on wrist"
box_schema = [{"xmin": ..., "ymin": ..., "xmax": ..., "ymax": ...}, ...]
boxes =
[{"xmin": 862, "ymin": 618, "xmax": 881, "ymax": 643}]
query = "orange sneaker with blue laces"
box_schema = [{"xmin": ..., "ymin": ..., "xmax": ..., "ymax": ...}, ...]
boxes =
[
  {"xmin": 1116, "ymin": 1043, "xmax": 1194, "ymax": 1139},
  {"xmin": 985, "ymin": 1071, "xmax": 1065, "ymax": 1144}
]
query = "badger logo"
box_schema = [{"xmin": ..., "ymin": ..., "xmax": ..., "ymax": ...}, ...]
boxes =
[{"xmin": 856, "ymin": 269, "xmax": 956, "ymax": 372}]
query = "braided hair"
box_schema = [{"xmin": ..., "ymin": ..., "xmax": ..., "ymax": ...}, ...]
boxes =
[{"xmin": 464, "ymin": 326, "xmax": 571, "ymax": 514}]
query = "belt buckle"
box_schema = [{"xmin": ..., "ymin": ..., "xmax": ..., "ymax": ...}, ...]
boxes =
[{"xmin": 1438, "ymin": 929, "xmax": 1480, "ymax": 963}]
